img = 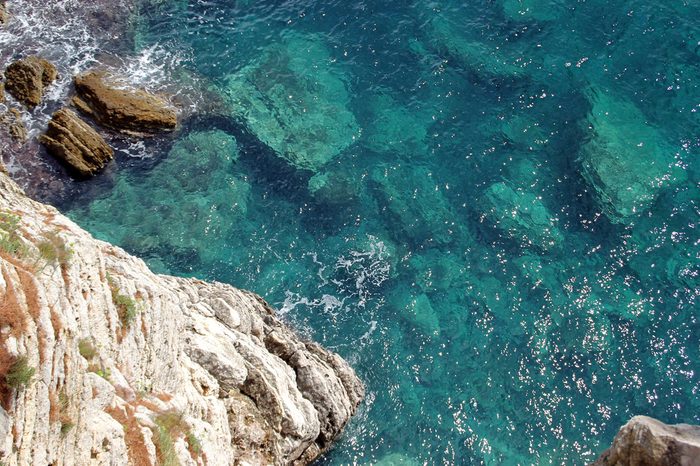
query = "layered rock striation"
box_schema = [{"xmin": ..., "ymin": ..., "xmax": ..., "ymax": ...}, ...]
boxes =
[
  {"xmin": 39, "ymin": 108, "xmax": 113, "ymax": 178},
  {"xmin": 0, "ymin": 171, "xmax": 363, "ymax": 465},
  {"xmin": 73, "ymin": 71, "xmax": 178, "ymax": 136}
]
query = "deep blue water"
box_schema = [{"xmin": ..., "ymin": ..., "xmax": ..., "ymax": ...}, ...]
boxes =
[{"xmin": 35, "ymin": 0, "xmax": 700, "ymax": 463}]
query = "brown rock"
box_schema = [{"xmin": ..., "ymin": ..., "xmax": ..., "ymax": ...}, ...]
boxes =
[
  {"xmin": 0, "ymin": 1, "xmax": 7, "ymax": 24},
  {"xmin": 0, "ymin": 82, "xmax": 5, "ymax": 102},
  {"xmin": 0, "ymin": 108, "xmax": 27, "ymax": 142},
  {"xmin": 4, "ymin": 56, "xmax": 58, "ymax": 108},
  {"xmin": 591, "ymin": 416, "xmax": 700, "ymax": 466},
  {"xmin": 40, "ymin": 107, "xmax": 113, "ymax": 178},
  {"xmin": 72, "ymin": 71, "xmax": 177, "ymax": 135}
]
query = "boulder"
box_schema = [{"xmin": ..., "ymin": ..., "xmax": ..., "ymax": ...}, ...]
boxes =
[
  {"xmin": 591, "ymin": 416, "xmax": 700, "ymax": 466},
  {"xmin": 39, "ymin": 107, "xmax": 113, "ymax": 178},
  {"xmin": 421, "ymin": 12, "xmax": 526, "ymax": 81},
  {"xmin": 3, "ymin": 56, "xmax": 58, "ymax": 108},
  {"xmin": 222, "ymin": 33, "xmax": 359, "ymax": 172},
  {"xmin": 0, "ymin": 108, "xmax": 28, "ymax": 142},
  {"xmin": 370, "ymin": 164, "xmax": 456, "ymax": 246},
  {"xmin": 72, "ymin": 71, "xmax": 177, "ymax": 136}
]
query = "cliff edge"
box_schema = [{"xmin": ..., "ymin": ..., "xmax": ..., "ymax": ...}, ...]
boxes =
[{"xmin": 0, "ymin": 170, "xmax": 364, "ymax": 465}]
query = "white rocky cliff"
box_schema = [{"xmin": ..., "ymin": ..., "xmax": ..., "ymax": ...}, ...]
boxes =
[{"xmin": 0, "ymin": 170, "xmax": 364, "ymax": 465}]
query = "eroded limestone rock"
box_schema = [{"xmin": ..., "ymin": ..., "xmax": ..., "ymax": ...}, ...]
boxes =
[
  {"xmin": 3, "ymin": 56, "xmax": 57, "ymax": 108},
  {"xmin": 39, "ymin": 107, "xmax": 113, "ymax": 178},
  {"xmin": 0, "ymin": 171, "xmax": 363, "ymax": 465},
  {"xmin": 72, "ymin": 71, "xmax": 177, "ymax": 136},
  {"xmin": 591, "ymin": 416, "xmax": 700, "ymax": 466}
]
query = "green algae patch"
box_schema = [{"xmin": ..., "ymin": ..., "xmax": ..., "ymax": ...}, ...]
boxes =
[
  {"xmin": 222, "ymin": 33, "xmax": 359, "ymax": 172},
  {"xmin": 579, "ymin": 89, "xmax": 685, "ymax": 224}
]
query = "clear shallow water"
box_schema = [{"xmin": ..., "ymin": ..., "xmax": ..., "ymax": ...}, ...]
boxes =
[{"xmin": 41, "ymin": 0, "xmax": 700, "ymax": 463}]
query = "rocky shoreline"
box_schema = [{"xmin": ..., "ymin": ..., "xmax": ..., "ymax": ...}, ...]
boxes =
[
  {"xmin": 0, "ymin": 170, "xmax": 363, "ymax": 465},
  {"xmin": 0, "ymin": 0, "xmax": 698, "ymax": 465}
]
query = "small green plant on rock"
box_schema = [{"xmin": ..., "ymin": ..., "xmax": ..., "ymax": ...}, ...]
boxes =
[
  {"xmin": 96, "ymin": 367, "xmax": 111, "ymax": 381},
  {"xmin": 60, "ymin": 421, "xmax": 75, "ymax": 436},
  {"xmin": 5, "ymin": 356, "xmax": 35, "ymax": 389},
  {"xmin": 0, "ymin": 211, "xmax": 28, "ymax": 259},
  {"xmin": 107, "ymin": 273, "xmax": 140, "ymax": 327},
  {"xmin": 78, "ymin": 339, "xmax": 98, "ymax": 360},
  {"xmin": 186, "ymin": 431, "xmax": 202, "ymax": 457},
  {"xmin": 35, "ymin": 230, "xmax": 72, "ymax": 270},
  {"xmin": 154, "ymin": 410, "xmax": 188, "ymax": 466},
  {"xmin": 88, "ymin": 363, "xmax": 111, "ymax": 381}
]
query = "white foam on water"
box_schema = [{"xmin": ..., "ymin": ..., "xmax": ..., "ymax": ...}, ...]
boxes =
[{"xmin": 0, "ymin": 0, "xmax": 201, "ymax": 161}]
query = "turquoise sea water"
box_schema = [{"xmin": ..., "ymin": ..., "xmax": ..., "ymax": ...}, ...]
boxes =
[{"xmin": 48, "ymin": 0, "xmax": 699, "ymax": 463}]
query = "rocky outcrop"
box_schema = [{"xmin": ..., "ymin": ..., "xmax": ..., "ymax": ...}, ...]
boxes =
[
  {"xmin": 72, "ymin": 71, "xmax": 177, "ymax": 136},
  {"xmin": 0, "ymin": 1, "xmax": 7, "ymax": 24},
  {"xmin": 3, "ymin": 56, "xmax": 57, "ymax": 108},
  {"xmin": 0, "ymin": 108, "xmax": 27, "ymax": 142},
  {"xmin": 0, "ymin": 171, "xmax": 363, "ymax": 465},
  {"xmin": 591, "ymin": 416, "xmax": 700, "ymax": 466},
  {"xmin": 39, "ymin": 108, "xmax": 113, "ymax": 178}
]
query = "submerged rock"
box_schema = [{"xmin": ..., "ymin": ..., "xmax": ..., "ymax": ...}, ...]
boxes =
[
  {"xmin": 422, "ymin": 13, "xmax": 526, "ymax": 80},
  {"xmin": 0, "ymin": 168, "xmax": 363, "ymax": 465},
  {"xmin": 591, "ymin": 416, "xmax": 700, "ymax": 466},
  {"xmin": 371, "ymin": 164, "xmax": 456, "ymax": 246},
  {"xmin": 3, "ymin": 56, "xmax": 57, "ymax": 108},
  {"xmin": 579, "ymin": 89, "xmax": 684, "ymax": 224},
  {"xmin": 308, "ymin": 169, "xmax": 359, "ymax": 205},
  {"xmin": 222, "ymin": 33, "xmax": 359, "ymax": 172},
  {"xmin": 76, "ymin": 130, "xmax": 249, "ymax": 265},
  {"xmin": 39, "ymin": 107, "xmax": 113, "ymax": 178},
  {"xmin": 72, "ymin": 71, "xmax": 177, "ymax": 136},
  {"xmin": 480, "ymin": 181, "xmax": 563, "ymax": 252},
  {"xmin": 361, "ymin": 89, "xmax": 430, "ymax": 157}
]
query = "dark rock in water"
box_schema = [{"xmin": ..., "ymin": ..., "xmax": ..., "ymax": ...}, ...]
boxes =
[
  {"xmin": 4, "ymin": 56, "xmax": 57, "ymax": 108},
  {"xmin": 0, "ymin": 108, "xmax": 27, "ymax": 142},
  {"xmin": 591, "ymin": 416, "xmax": 700, "ymax": 466},
  {"xmin": 40, "ymin": 107, "xmax": 113, "ymax": 178},
  {"xmin": 72, "ymin": 71, "xmax": 177, "ymax": 136}
]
